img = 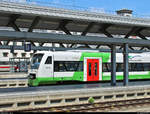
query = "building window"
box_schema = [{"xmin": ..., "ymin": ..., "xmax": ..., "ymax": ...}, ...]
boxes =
[
  {"xmin": 30, "ymin": 53, "xmax": 33, "ymax": 57},
  {"xmin": 13, "ymin": 53, "xmax": 17, "ymax": 57},
  {"xmin": 21, "ymin": 53, "xmax": 26, "ymax": 58},
  {"xmin": 3, "ymin": 52, "xmax": 8, "ymax": 57}
]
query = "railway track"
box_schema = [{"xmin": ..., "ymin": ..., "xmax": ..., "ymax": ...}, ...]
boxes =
[{"xmin": 26, "ymin": 98, "xmax": 150, "ymax": 112}]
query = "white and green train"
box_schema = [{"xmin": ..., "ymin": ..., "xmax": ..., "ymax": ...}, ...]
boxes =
[{"xmin": 28, "ymin": 51, "xmax": 150, "ymax": 86}]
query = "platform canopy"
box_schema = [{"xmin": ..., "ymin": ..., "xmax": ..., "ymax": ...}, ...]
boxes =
[
  {"xmin": 0, "ymin": 1, "xmax": 150, "ymax": 37},
  {"xmin": 0, "ymin": 30, "xmax": 150, "ymax": 47}
]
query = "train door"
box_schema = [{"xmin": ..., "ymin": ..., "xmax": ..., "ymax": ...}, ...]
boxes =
[
  {"xmin": 42, "ymin": 56, "xmax": 53, "ymax": 77},
  {"xmin": 84, "ymin": 57, "xmax": 102, "ymax": 81}
]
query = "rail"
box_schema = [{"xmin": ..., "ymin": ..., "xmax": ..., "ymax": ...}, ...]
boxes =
[
  {"xmin": 1, "ymin": 85, "xmax": 150, "ymax": 112},
  {"xmin": 34, "ymin": 98, "xmax": 150, "ymax": 112}
]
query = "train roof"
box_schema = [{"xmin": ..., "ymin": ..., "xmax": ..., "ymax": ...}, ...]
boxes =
[
  {"xmin": 35, "ymin": 50, "xmax": 150, "ymax": 54},
  {"xmin": 35, "ymin": 50, "xmax": 100, "ymax": 54},
  {"xmin": 34, "ymin": 50, "xmax": 150, "ymax": 62}
]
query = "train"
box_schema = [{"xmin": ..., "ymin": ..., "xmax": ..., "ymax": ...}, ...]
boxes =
[
  {"xmin": 28, "ymin": 50, "xmax": 150, "ymax": 86},
  {"xmin": 0, "ymin": 61, "xmax": 18, "ymax": 72},
  {"xmin": 0, "ymin": 49, "xmax": 32, "ymax": 72}
]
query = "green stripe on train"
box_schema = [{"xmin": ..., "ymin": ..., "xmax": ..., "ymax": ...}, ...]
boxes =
[
  {"xmin": 79, "ymin": 52, "xmax": 110, "ymax": 62},
  {"xmin": 28, "ymin": 73, "xmax": 150, "ymax": 86}
]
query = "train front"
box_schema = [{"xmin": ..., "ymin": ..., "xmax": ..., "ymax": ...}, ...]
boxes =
[{"xmin": 28, "ymin": 53, "xmax": 43, "ymax": 86}]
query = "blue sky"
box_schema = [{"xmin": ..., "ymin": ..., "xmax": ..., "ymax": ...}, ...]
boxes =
[{"xmin": 24, "ymin": 0, "xmax": 150, "ymax": 17}]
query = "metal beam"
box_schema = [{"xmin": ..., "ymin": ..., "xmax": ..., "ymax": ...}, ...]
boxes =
[
  {"xmin": 7, "ymin": 14, "xmax": 21, "ymax": 31},
  {"xmin": 0, "ymin": 45, "xmax": 148, "ymax": 53},
  {"xmin": 57, "ymin": 19, "xmax": 70, "ymax": 29},
  {"xmin": 140, "ymin": 47, "xmax": 145, "ymax": 50},
  {"xmin": 81, "ymin": 22, "xmax": 95, "ymax": 36},
  {"xmin": 57, "ymin": 19, "xmax": 71, "ymax": 48},
  {"xmin": 59, "ymin": 43, "xmax": 66, "ymax": 48},
  {"xmin": 137, "ymin": 33, "xmax": 147, "ymax": 40},
  {"xmin": 30, "ymin": 42, "xmax": 36, "ymax": 46},
  {"xmin": 6, "ymin": 14, "xmax": 21, "ymax": 45},
  {"xmin": 135, "ymin": 29, "xmax": 150, "ymax": 50},
  {"xmin": 70, "ymin": 43, "xmax": 75, "ymax": 48},
  {"xmin": 28, "ymin": 16, "xmax": 41, "ymax": 46},
  {"xmin": 1, "ymin": 30, "xmax": 150, "ymax": 47},
  {"xmin": 111, "ymin": 45, "xmax": 116, "ymax": 86},
  {"xmin": 80, "ymin": 22, "xmax": 95, "ymax": 48},
  {"xmin": 57, "ymin": 19, "xmax": 72, "ymax": 35},
  {"xmin": 120, "ymin": 27, "xmax": 146, "ymax": 50},
  {"xmin": 123, "ymin": 43, "xmax": 129, "ymax": 86},
  {"xmin": 61, "ymin": 25, "xmax": 71, "ymax": 35},
  {"xmin": 98, "ymin": 24, "xmax": 113, "ymax": 48},
  {"xmin": 125, "ymin": 27, "xmax": 138, "ymax": 38},
  {"xmin": 39, "ymin": 42, "xmax": 44, "ymax": 46},
  {"xmin": 96, "ymin": 45, "xmax": 100, "ymax": 49},
  {"xmin": 99, "ymin": 24, "xmax": 113, "ymax": 38},
  {"xmin": 28, "ymin": 16, "xmax": 41, "ymax": 32}
]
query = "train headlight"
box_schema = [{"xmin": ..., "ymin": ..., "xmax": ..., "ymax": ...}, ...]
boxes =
[{"xmin": 28, "ymin": 74, "xmax": 36, "ymax": 79}]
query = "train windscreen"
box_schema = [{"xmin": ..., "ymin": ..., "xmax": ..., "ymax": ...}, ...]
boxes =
[{"xmin": 30, "ymin": 54, "xmax": 43, "ymax": 69}]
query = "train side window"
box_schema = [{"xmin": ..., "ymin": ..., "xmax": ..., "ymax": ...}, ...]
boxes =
[
  {"xmin": 136, "ymin": 63, "xmax": 144, "ymax": 71},
  {"xmin": 116, "ymin": 63, "xmax": 123, "ymax": 72},
  {"xmin": 54, "ymin": 61, "xmax": 83, "ymax": 72},
  {"xmin": 102, "ymin": 63, "xmax": 107, "ymax": 72},
  {"xmin": 77, "ymin": 61, "xmax": 83, "ymax": 71},
  {"xmin": 54, "ymin": 62, "xmax": 59, "ymax": 71},
  {"xmin": 105, "ymin": 63, "xmax": 111, "ymax": 72},
  {"xmin": 59, "ymin": 63, "xmax": 66, "ymax": 71},
  {"xmin": 143, "ymin": 63, "xmax": 150, "ymax": 71},
  {"xmin": 45, "ymin": 56, "xmax": 52, "ymax": 64},
  {"xmin": 129, "ymin": 63, "xmax": 147, "ymax": 71}
]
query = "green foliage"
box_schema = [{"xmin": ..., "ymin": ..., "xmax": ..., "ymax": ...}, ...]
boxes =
[{"xmin": 88, "ymin": 97, "xmax": 95, "ymax": 104}]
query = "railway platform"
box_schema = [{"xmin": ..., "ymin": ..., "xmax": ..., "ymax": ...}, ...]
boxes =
[
  {"xmin": 0, "ymin": 72, "xmax": 28, "ymax": 88},
  {"xmin": 0, "ymin": 72, "xmax": 27, "ymax": 78},
  {"xmin": 0, "ymin": 80, "xmax": 150, "ymax": 111}
]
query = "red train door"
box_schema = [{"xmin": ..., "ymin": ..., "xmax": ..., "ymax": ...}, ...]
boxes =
[{"xmin": 87, "ymin": 59, "xmax": 99, "ymax": 81}]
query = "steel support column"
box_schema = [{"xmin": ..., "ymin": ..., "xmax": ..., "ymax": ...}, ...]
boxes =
[
  {"xmin": 123, "ymin": 43, "xmax": 129, "ymax": 86},
  {"xmin": 111, "ymin": 45, "xmax": 116, "ymax": 86}
]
